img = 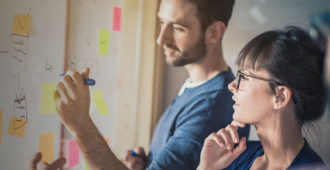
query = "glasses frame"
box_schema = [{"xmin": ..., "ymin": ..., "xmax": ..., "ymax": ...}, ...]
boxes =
[{"xmin": 235, "ymin": 70, "xmax": 284, "ymax": 90}]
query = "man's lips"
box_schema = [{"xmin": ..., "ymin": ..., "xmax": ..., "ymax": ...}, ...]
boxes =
[{"xmin": 164, "ymin": 49, "xmax": 176, "ymax": 56}]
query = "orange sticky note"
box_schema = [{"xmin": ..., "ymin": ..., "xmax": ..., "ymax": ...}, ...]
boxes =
[
  {"xmin": 105, "ymin": 137, "xmax": 110, "ymax": 145},
  {"xmin": 12, "ymin": 14, "xmax": 32, "ymax": 35},
  {"xmin": 39, "ymin": 132, "xmax": 54, "ymax": 163},
  {"xmin": 0, "ymin": 110, "xmax": 2, "ymax": 144},
  {"xmin": 8, "ymin": 116, "xmax": 27, "ymax": 138}
]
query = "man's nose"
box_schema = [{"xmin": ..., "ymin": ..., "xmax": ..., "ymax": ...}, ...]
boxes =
[{"xmin": 157, "ymin": 25, "xmax": 172, "ymax": 46}]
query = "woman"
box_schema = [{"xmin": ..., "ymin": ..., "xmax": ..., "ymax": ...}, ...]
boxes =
[{"xmin": 197, "ymin": 26, "xmax": 327, "ymax": 170}]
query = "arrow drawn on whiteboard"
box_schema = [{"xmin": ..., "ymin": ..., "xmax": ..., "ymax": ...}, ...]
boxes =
[{"xmin": 12, "ymin": 46, "xmax": 27, "ymax": 55}]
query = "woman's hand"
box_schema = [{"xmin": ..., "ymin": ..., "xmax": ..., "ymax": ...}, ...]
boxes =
[{"xmin": 197, "ymin": 121, "xmax": 247, "ymax": 170}]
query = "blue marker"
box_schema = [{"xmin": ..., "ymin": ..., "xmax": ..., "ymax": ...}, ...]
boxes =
[
  {"xmin": 131, "ymin": 151, "xmax": 138, "ymax": 156},
  {"xmin": 60, "ymin": 73, "xmax": 96, "ymax": 86}
]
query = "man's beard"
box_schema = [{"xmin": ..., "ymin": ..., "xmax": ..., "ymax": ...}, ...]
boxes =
[{"xmin": 165, "ymin": 35, "xmax": 207, "ymax": 67}]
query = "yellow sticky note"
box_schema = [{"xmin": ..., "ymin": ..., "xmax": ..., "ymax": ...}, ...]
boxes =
[
  {"xmin": 98, "ymin": 29, "xmax": 109, "ymax": 56},
  {"xmin": 40, "ymin": 83, "xmax": 57, "ymax": 114},
  {"xmin": 39, "ymin": 131, "xmax": 54, "ymax": 163},
  {"xmin": 8, "ymin": 116, "xmax": 26, "ymax": 138},
  {"xmin": 85, "ymin": 163, "xmax": 90, "ymax": 170},
  {"xmin": 0, "ymin": 110, "xmax": 2, "ymax": 144},
  {"xmin": 92, "ymin": 90, "xmax": 109, "ymax": 114},
  {"xmin": 12, "ymin": 14, "xmax": 32, "ymax": 35}
]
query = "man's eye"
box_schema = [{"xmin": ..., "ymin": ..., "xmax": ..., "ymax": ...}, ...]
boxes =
[{"xmin": 173, "ymin": 26, "xmax": 184, "ymax": 32}]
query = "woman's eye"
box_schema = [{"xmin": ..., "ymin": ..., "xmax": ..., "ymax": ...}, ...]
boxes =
[{"xmin": 241, "ymin": 75, "xmax": 248, "ymax": 80}]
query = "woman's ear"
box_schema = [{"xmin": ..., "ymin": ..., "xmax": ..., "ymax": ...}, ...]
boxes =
[
  {"xmin": 205, "ymin": 21, "xmax": 226, "ymax": 44},
  {"xmin": 273, "ymin": 86, "xmax": 293, "ymax": 110}
]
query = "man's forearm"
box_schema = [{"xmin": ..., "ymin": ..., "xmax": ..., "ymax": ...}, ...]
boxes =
[{"xmin": 73, "ymin": 118, "xmax": 128, "ymax": 170}]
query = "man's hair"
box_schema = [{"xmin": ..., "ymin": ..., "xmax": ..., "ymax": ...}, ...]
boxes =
[{"xmin": 187, "ymin": 0, "xmax": 235, "ymax": 31}]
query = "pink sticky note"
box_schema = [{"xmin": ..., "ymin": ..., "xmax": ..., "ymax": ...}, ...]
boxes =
[
  {"xmin": 68, "ymin": 139, "xmax": 79, "ymax": 168},
  {"xmin": 113, "ymin": 6, "xmax": 121, "ymax": 31}
]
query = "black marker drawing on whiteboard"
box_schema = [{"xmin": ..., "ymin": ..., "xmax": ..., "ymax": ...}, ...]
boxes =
[
  {"xmin": 9, "ymin": 34, "xmax": 29, "ymax": 77},
  {"xmin": 13, "ymin": 88, "xmax": 27, "ymax": 130},
  {"xmin": 45, "ymin": 56, "xmax": 53, "ymax": 72}
]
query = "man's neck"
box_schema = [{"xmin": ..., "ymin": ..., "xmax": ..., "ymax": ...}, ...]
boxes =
[{"xmin": 185, "ymin": 44, "xmax": 228, "ymax": 83}]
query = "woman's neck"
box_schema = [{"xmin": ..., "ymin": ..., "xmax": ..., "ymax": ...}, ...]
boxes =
[{"xmin": 252, "ymin": 110, "xmax": 305, "ymax": 169}]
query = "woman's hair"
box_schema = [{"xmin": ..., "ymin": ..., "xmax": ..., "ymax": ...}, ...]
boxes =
[{"xmin": 236, "ymin": 26, "xmax": 325, "ymax": 125}]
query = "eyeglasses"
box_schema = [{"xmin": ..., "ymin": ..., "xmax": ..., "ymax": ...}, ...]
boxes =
[{"xmin": 235, "ymin": 70, "xmax": 284, "ymax": 90}]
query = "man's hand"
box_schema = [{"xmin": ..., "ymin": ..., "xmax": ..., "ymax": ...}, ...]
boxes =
[
  {"xmin": 55, "ymin": 68, "xmax": 91, "ymax": 134},
  {"xmin": 30, "ymin": 152, "xmax": 66, "ymax": 170},
  {"xmin": 197, "ymin": 121, "xmax": 247, "ymax": 170},
  {"xmin": 123, "ymin": 147, "xmax": 146, "ymax": 170}
]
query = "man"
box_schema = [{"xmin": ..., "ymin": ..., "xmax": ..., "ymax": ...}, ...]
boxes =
[{"xmin": 31, "ymin": 0, "xmax": 249, "ymax": 169}]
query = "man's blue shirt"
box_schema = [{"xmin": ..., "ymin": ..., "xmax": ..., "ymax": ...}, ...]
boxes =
[{"xmin": 147, "ymin": 69, "xmax": 250, "ymax": 170}]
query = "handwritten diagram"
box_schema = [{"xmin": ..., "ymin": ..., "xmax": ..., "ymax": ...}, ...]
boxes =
[
  {"xmin": 9, "ymin": 34, "xmax": 29, "ymax": 77},
  {"xmin": 68, "ymin": 54, "xmax": 99, "ymax": 77},
  {"xmin": 13, "ymin": 88, "xmax": 27, "ymax": 129}
]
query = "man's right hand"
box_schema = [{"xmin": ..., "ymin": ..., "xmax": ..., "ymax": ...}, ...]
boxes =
[
  {"xmin": 122, "ymin": 147, "xmax": 146, "ymax": 170},
  {"xmin": 55, "ymin": 68, "xmax": 91, "ymax": 134},
  {"xmin": 30, "ymin": 152, "xmax": 66, "ymax": 170}
]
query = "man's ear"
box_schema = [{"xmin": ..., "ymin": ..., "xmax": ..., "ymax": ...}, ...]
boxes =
[
  {"xmin": 273, "ymin": 86, "xmax": 293, "ymax": 110},
  {"xmin": 205, "ymin": 21, "xmax": 226, "ymax": 44}
]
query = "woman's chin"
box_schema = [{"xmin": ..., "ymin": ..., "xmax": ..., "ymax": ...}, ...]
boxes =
[{"xmin": 233, "ymin": 112, "xmax": 246, "ymax": 123}]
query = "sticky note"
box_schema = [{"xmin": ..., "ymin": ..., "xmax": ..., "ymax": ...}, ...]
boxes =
[
  {"xmin": 8, "ymin": 116, "xmax": 26, "ymax": 138},
  {"xmin": 0, "ymin": 110, "xmax": 2, "ymax": 144},
  {"xmin": 68, "ymin": 139, "xmax": 79, "ymax": 168},
  {"xmin": 85, "ymin": 164, "xmax": 90, "ymax": 170},
  {"xmin": 105, "ymin": 137, "xmax": 110, "ymax": 145},
  {"xmin": 98, "ymin": 29, "xmax": 110, "ymax": 56},
  {"xmin": 113, "ymin": 7, "xmax": 121, "ymax": 31},
  {"xmin": 12, "ymin": 14, "xmax": 32, "ymax": 35},
  {"xmin": 92, "ymin": 90, "xmax": 109, "ymax": 114},
  {"xmin": 39, "ymin": 131, "xmax": 54, "ymax": 163},
  {"xmin": 40, "ymin": 83, "xmax": 57, "ymax": 114}
]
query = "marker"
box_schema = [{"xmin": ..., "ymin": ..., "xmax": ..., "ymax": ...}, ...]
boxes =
[
  {"xmin": 131, "ymin": 151, "xmax": 138, "ymax": 156},
  {"xmin": 131, "ymin": 151, "xmax": 142, "ymax": 157},
  {"xmin": 60, "ymin": 73, "xmax": 96, "ymax": 86}
]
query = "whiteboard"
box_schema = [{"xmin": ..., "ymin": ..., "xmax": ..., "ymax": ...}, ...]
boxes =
[
  {"xmin": 0, "ymin": 0, "xmax": 67, "ymax": 169},
  {"xmin": 65, "ymin": 0, "xmax": 122, "ymax": 169}
]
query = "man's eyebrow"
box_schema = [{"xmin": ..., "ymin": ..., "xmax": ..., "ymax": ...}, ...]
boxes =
[{"xmin": 157, "ymin": 16, "xmax": 190, "ymax": 28}]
